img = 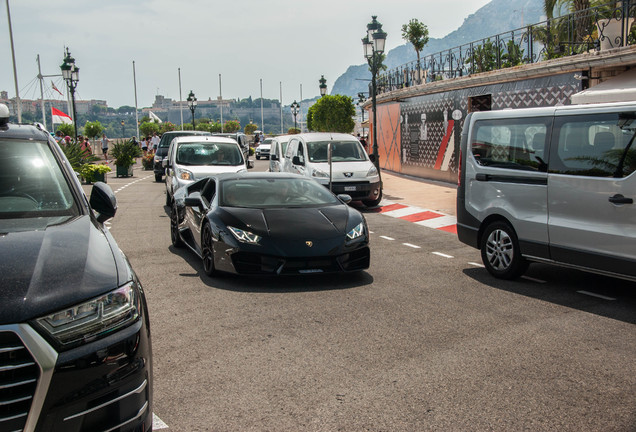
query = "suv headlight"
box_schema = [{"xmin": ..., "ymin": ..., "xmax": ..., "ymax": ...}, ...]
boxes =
[{"xmin": 34, "ymin": 282, "xmax": 141, "ymax": 350}]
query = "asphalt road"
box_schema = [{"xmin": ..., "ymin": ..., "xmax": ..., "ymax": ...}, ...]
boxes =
[{"xmin": 93, "ymin": 160, "xmax": 636, "ymax": 431}]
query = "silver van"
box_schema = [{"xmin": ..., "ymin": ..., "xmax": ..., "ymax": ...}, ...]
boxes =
[
  {"xmin": 457, "ymin": 102, "xmax": 636, "ymax": 281},
  {"xmin": 283, "ymin": 133, "xmax": 382, "ymax": 207},
  {"xmin": 268, "ymin": 135, "xmax": 291, "ymax": 172}
]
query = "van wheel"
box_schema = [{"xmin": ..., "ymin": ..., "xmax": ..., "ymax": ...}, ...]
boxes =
[
  {"xmin": 363, "ymin": 190, "xmax": 383, "ymax": 208},
  {"xmin": 480, "ymin": 221, "xmax": 528, "ymax": 280}
]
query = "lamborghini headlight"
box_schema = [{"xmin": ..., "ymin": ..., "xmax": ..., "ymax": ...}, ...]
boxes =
[
  {"xmin": 34, "ymin": 282, "xmax": 140, "ymax": 349},
  {"xmin": 346, "ymin": 222, "xmax": 365, "ymax": 241},
  {"xmin": 228, "ymin": 226, "xmax": 261, "ymax": 244}
]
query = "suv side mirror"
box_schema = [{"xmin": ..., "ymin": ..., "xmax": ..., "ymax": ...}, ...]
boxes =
[{"xmin": 90, "ymin": 182, "xmax": 117, "ymax": 223}]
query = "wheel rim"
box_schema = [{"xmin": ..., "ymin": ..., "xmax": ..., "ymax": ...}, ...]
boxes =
[
  {"xmin": 202, "ymin": 226, "xmax": 214, "ymax": 274},
  {"xmin": 170, "ymin": 207, "xmax": 179, "ymax": 244},
  {"xmin": 485, "ymin": 229, "xmax": 514, "ymax": 271}
]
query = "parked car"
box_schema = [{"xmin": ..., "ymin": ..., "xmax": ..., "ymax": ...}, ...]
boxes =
[
  {"xmin": 170, "ymin": 172, "xmax": 370, "ymax": 276},
  {"xmin": 0, "ymin": 104, "xmax": 153, "ymax": 432},
  {"xmin": 211, "ymin": 132, "xmax": 249, "ymax": 161},
  {"xmin": 255, "ymin": 138, "xmax": 272, "ymax": 160},
  {"xmin": 457, "ymin": 102, "xmax": 636, "ymax": 281},
  {"xmin": 153, "ymin": 130, "xmax": 212, "ymax": 182},
  {"xmin": 164, "ymin": 136, "xmax": 252, "ymax": 206},
  {"xmin": 269, "ymin": 135, "xmax": 292, "ymax": 172},
  {"xmin": 283, "ymin": 133, "xmax": 382, "ymax": 207}
]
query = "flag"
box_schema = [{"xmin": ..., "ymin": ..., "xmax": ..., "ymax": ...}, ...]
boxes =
[
  {"xmin": 51, "ymin": 107, "xmax": 73, "ymax": 125},
  {"xmin": 149, "ymin": 111, "xmax": 163, "ymax": 123},
  {"xmin": 51, "ymin": 81, "xmax": 64, "ymax": 97}
]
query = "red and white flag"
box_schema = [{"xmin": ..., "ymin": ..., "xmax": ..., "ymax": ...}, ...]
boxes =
[
  {"xmin": 51, "ymin": 107, "xmax": 73, "ymax": 125},
  {"xmin": 51, "ymin": 81, "xmax": 64, "ymax": 97}
]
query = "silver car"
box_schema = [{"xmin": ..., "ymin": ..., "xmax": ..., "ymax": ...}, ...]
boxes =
[{"xmin": 164, "ymin": 136, "xmax": 252, "ymax": 206}]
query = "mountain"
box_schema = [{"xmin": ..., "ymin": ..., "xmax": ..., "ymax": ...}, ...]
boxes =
[{"xmin": 331, "ymin": 0, "xmax": 544, "ymax": 97}]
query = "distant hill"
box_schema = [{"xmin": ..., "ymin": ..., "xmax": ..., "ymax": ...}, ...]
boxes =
[{"xmin": 332, "ymin": 0, "xmax": 544, "ymax": 97}]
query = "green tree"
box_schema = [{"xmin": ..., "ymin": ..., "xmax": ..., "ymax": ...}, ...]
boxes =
[
  {"xmin": 84, "ymin": 120, "xmax": 104, "ymax": 141},
  {"xmin": 56, "ymin": 123, "xmax": 74, "ymax": 137},
  {"xmin": 401, "ymin": 19, "xmax": 429, "ymax": 83},
  {"xmin": 139, "ymin": 121, "xmax": 159, "ymax": 137},
  {"xmin": 245, "ymin": 123, "xmax": 258, "ymax": 135},
  {"xmin": 224, "ymin": 120, "xmax": 241, "ymax": 133},
  {"xmin": 306, "ymin": 95, "xmax": 355, "ymax": 133}
]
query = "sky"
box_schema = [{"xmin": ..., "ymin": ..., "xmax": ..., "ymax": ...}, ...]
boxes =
[{"xmin": 1, "ymin": 0, "xmax": 492, "ymax": 110}]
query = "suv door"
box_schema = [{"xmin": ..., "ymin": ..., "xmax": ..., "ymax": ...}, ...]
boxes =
[{"xmin": 547, "ymin": 110, "xmax": 636, "ymax": 277}]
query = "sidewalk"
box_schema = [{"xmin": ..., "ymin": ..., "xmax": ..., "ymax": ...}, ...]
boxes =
[{"xmin": 381, "ymin": 170, "xmax": 457, "ymax": 216}]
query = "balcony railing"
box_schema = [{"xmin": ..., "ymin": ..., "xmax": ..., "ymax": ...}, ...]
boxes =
[{"xmin": 375, "ymin": 0, "xmax": 636, "ymax": 95}]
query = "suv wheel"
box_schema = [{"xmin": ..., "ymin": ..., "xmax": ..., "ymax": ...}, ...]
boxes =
[
  {"xmin": 480, "ymin": 221, "xmax": 528, "ymax": 279},
  {"xmin": 155, "ymin": 173, "xmax": 163, "ymax": 182}
]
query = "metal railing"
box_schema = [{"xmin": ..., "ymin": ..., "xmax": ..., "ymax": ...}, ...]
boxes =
[{"xmin": 376, "ymin": 1, "xmax": 636, "ymax": 94}]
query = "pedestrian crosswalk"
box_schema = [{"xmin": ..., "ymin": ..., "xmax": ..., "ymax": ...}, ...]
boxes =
[{"xmin": 378, "ymin": 202, "xmax": 457, "ymax": 234}]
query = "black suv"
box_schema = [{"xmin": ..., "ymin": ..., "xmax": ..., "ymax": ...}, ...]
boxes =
[
  {"xmin": 0, "ymin": 104, "xmax": 152, "ymax": 432},
  {"xmin": 154, "ymin": 130, "xmax": 211, "ymax": 182}
]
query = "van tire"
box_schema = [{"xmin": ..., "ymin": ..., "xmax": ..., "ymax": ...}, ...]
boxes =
[
  {"xmin": 363, "ymin": 190, "xmax": 383, "ymax": 208},
  {"xmin": 480, "ymin": 221, "xmax": 528, "ymax": 279}
]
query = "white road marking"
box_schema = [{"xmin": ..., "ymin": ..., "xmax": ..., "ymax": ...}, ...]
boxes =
[
  {"xmin": 403, "ymin": 243, "xmax": 421, "ymax": 249},
  {"xmin": 468, "ymin": 262, "xmax": 484, "ymax": 267},
  {"xmin": 432, "ymin": 251, "xmax": 454, "ymax": 259},
  {"xmin": 577, "ymin": 290, "xmax": 616, "ymax": 301},
  {"xmin": 153, "ymin": 413, "xmax": 169, "ymax": 429},
  {"xmin": 382, "ymin": 206, "xmax": 428, "ymax": 218},
  {"xmin": 415, "ymin": 215, "xmax": 457, "ymax": 229},
  {"xmin": 379, "ymin": 236, "xmax": 395, "ymax": 241}
]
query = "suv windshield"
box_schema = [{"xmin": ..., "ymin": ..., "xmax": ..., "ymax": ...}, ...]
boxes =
[
  {"xmin": 0, "ymin": 139, "xmax": 78, "ymax": 219},
  {"xmin": 176, "ymin": 142, "xmax": 243, "ymax": 166},
  {"xmin": 307, "ymin": 140, "xmax": 367, "ymax": 163}
]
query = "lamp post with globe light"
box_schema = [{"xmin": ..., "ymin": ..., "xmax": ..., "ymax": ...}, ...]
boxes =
[
  {"xmin": 290, "ymin": 100, "xmax": 300, "ymax": 131},
  {"xmin": 362, "ymin": 16, "xmax": 386, "ymax": 177},
  {"xmin": 60, "ymin": 48, "xmax": 79, "ymax": 141},
  {"xmin": 319, "ymin": 75, "xmax": 327, "ymax": 97},
  {"xmin": 187, "ymin": 90, "xmax": 197, "ymax": 129}
]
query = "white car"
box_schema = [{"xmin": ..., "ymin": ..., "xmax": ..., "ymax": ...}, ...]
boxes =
[
  {"xmin": 255, "ymin": 138, "xmax": 272, "ymax": 160},
  {"xmin": 164, "ymin": 136, "xmax": 253, "ymax": 206}
]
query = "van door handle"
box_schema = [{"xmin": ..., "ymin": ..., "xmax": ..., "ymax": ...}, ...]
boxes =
[{"xmin": 609, "ymin": 194, "xmax": 633, "ymax": 204}]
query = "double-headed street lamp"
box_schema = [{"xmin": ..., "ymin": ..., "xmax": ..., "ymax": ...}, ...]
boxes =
[
  {"xmin": 187, "ymin": 90, "xmax": 197, "ymax": 129},
  {"xmin": 362, "ymin": 15, "xmax": 387, "ymax": 177},
  {"xmin": 319, "ymin": 75, "xmax": 327, "ymax": 97},
  {"xmin": 60, "ymin": 48, "xmax": 79, "ymax": 141},
  {"xmin": 290, "ymin": 100, "xmax": 300, "ymax": 131}
]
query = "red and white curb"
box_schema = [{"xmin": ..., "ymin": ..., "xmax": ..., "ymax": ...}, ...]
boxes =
[{"xmin": 377, "ymin": 201, "xmax": 457, "ymax": 234}]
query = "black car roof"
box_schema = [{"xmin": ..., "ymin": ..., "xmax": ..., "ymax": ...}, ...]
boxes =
[{"xmin": 214, "ymin": 172, "xmax": 304, "ymax": 182}]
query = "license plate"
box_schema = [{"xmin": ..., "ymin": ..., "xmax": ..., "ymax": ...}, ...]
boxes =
[{"xmin": 344, "ymin": 186, "xmax": 357, "ymax": 191}]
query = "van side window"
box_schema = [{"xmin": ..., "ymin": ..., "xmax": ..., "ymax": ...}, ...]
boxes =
[
  {"xmin": 471, "ymin": 118, "xmax": 551, "ymax": 171},
  {"xmin": 285, "ymin": 139, "xmax": 297, "ymax": 159},
  {"xmin": 549, "ymin": 112, "xmax": 636, "ymax": 178}
]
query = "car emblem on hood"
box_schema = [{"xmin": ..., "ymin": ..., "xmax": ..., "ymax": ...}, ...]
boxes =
[
  {"xmin": 344, "ymin": 172, "xmax": 354, "ymax": 178},
  {"xmin": 305, "ymin": 241, "xmax": 313, "ymax": 247}
]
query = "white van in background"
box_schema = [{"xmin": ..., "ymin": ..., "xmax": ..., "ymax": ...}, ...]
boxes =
[
  {"xmin": 283, "ymin": 133, "xmax": 382, "ymax": 207},
  {"xmin": 268, "ymin": 135, "xmax": 291, "ymax": 172},
  {"xmin": 456, "ymin": 102, "xmax": 636, "ymax": 281}
]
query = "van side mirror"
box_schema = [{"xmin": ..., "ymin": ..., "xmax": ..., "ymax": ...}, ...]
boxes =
[
  {"xmin": 271, "ymin": 154, "xmax": 279, "ymax": 161},
  {"xmin": 292, "ymin": 155, "xmax": 304, "ymax": 166}
]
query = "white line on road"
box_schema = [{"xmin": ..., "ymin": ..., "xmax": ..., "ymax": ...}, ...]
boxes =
[
  {"xmin": 432, "ymin": 251, "xmax": 454, "ymax": 258},
  {"xmin": 468, "ymin": 262, "xmax": 484, "ymax": 267},
  {"xmin": 403, "ymin": 243, "xmax": 421, "ymax": 249},
  {"xmin": 379, "ymin": 236, "xmax": 395, "ymax": 241},
  {"xmin": 153, "ymin": 413, "xmax": 169, "ymax": 429},
  {"xmin": 577, "ymin": 290, "xmax": 616, "ymax": 301}
]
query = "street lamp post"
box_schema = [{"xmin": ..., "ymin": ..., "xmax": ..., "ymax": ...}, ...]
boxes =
[
  {"xmin": 290, "ymin": 100, "xmax": 300, "ymax": 132},
  {"xmin": 187, "ymin": 90, "xmax": 197, "ymax": 129},
  {"xmin": 362, "ymin": 15, "xmax": 387, "ymax": 179},
  {"xmin": 357, "ymin": 92, "xmax": 367, "ymax": 136},
  {"xmin": 319, "ymin": 75, "xmax": 327, "ymax": 97},
  {"xmin": 60, "ymin": 48, "xmax": 79, "ymax": 141},
  {"xmin": 120, "ymin": 120, "xmax": 125, "ymax": 138}
]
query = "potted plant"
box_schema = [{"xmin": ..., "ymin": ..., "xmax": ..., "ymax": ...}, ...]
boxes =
[
  {"xmin": 78, "ymin": 163, "xmax": 112, "ymax": 184},
  {"xmin": 142, "ymin": 151, "xmax": 155, "ymax": 170},
  {"xmin": 110, "ymin": 139, "xmax": 142, "ymax": 177}
]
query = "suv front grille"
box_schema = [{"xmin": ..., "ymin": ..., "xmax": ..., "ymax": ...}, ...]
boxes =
[{"xmin": 0, "ymin": 331, "xmax": 39, "ymax": 432}]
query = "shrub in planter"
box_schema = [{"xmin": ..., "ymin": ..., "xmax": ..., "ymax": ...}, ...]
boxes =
[
  {"xmin": 79, "ymin": 163, "xmax": 112, "ymax": 183},
  {"xmin": 111, "ymin": 140, "xmax": 142, "ymax": 177}
]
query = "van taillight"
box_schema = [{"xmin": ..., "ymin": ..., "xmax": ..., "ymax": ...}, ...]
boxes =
[{"xmin": 457, "ymin": 149, "xmax": 462, "ymax": 187}]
